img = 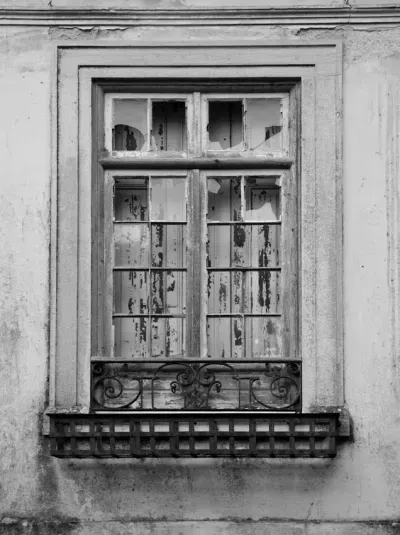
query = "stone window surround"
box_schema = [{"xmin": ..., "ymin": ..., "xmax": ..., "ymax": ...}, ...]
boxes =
[{"xmin": 46, "ymin": 41, "xmax": 347, "ymax": 435}]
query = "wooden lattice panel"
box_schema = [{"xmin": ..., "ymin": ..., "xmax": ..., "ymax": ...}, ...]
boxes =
[{"xmin": 50, "ymin": 413, "xmax": 338, "ymax": 458}]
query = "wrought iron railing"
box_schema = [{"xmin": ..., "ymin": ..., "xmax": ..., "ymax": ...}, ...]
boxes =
[
  {"xmin": 49, "ymin": 360, "xmax": 340, "ymax": 458},
  {"xmin": 91, "ymin": 359, "xmax": 301, "ymax": 412}
]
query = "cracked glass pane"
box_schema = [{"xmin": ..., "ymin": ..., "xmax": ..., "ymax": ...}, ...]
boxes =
[
  {"xmin": 246, "ymin": 98, "xmax": 283, "ymax": 152},
  {"xmin": 152, "ymin": 101, "xmax": 187, "ymax": 151},
  {"xmin": 113, "ymin": 99, "xmax": 147, "ymax": 151},
  {"xmin": 208, "ymin": 101, "xmax": 243, "ymax": 150}
]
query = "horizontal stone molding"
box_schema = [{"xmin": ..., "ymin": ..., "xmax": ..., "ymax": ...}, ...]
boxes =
[
  {"xmin": 1, "ymin": 7, "xmax": 400, "ymax": 26},
  {"xmin": 0, "ymin": 520, "xmax": 399, "ymax": 535}
]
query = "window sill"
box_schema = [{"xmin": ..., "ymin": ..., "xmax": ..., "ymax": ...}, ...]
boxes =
[{"xmin": 49, "ymin": 412, "xmax": 343, "ymax": 459}]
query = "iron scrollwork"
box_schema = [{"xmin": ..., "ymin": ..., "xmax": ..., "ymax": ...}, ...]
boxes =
[
  {"xmin": 92, "ymin": 362, "xmax": 143, "ymax": 409},
  {"xmin": 158, "ymin": 362, "xmax": 236, "ymax": 410},
  {"xmin": 92, "ymin": 360, "xmax": 301, "ymax": 411}
]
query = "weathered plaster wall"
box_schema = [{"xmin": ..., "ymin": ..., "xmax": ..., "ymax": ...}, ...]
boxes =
[
  {"xmin": 1, "ymin": 8, "xmax": 400, "ymax": 535},
  {"xmin": 1, "ymin": 0, "xmax": 399, "ymax": 10},
  {"xmin": 0, "ymin": 1, "xmax": 353, "ymax": 9}
]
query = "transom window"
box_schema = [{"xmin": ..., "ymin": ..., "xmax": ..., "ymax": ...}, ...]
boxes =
[{"xmin": 104, "ymin": 92, "xmax": 289, "ymax": 156}]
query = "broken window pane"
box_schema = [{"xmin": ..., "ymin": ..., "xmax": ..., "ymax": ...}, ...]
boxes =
[
  {"xmin": 244, "ymin": 177, "xmax": 281, "ymax": 221},
  {"xmin": 151, "ymin": 224, "xmax": 187, "ymax": 268},
  {"xmin": 207, "ymin": 177, "xmax": 241, "ymax": 221},
  {"xmin": 113, "ymin": 99, "xmax": 147, "ymax": 151},
  {"xmin": 151, "ymin": 318, "xmax": 186, "ymax": 358},
  {"xmin": 114, "ymin": 317, "xmax": 149, "ymax": 359},
  {"xmin": 114, "ymin": 271, "xmax": 149, "ymax": 314},
  {"xmin": 152, "ymin": 101, "xmax": 187, "ymax": 151},
  {"xmin": 151, "ymin": 271, "xmax": 186, "ymax": 315},
  {"xmin": 114, "ymin": 178, "xmax": 148, "ymax": 221},
  {"xmin": 151, "ymin": 178, "xmax": 187, "ymax": 221},
  {"xmin": 208, "ymin": 101, "xmax": 243, "ymax": 151},
  {"xmin": 114, "ymin": 224, "xmax": 150, "ymax": 267},
  {"xmin": 246, "ymin": 99, "xmax": 282, "ymax": 152}
]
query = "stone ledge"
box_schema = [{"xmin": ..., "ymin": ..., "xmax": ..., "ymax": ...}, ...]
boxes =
[{"xmin": 1, "ymin": 520, "xmax": 400, "ymax": 535}]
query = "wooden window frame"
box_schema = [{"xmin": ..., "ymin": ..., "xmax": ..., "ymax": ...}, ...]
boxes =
[{"xmin": 48, "ymin": 41, "xmax": 345, "ymax": 432}]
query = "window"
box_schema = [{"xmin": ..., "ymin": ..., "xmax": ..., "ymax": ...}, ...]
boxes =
[
  {"xmin": 90, "ymin": 90, "xmax": 300, "ymax": 414},
  {"xmin": 49, "ymin": 42, "xmax": 345, "ymax": 457}
]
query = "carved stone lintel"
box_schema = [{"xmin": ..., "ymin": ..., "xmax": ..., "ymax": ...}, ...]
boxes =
[{"xmin": 1, "ymin": 6, "xmax": 400, "ymax": 27}]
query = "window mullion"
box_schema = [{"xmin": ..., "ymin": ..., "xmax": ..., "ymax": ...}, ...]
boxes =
[
  {"xmin": 193, "ymin": 92, "xmax": 202, "ymax": 157},
  {"xmin": 146, "ymin": 98, "xmax": 152, "ymax": 152},
  {"xmin": 186, "ymin": 93, "xmax": 203, "ymax": 360},
  {"xmin": 103, "ymin": 171, "xmax": 114, "ymax": 358},
  {"xmin": 199, "ymin": 170, "xmax": 208, "ymax": 359},
  {"xmin": 186, "ymin": 169, "xmax": 201, "ymax": 359},
  {"xmin": 148, "ymin": 175, "xmax": 153, "ymax": 359}
]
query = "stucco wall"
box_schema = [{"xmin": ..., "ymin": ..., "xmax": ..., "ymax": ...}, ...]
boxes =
[{"xmin": 1, "ymin": 4, "xmax": 400, "ymax": 534}]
